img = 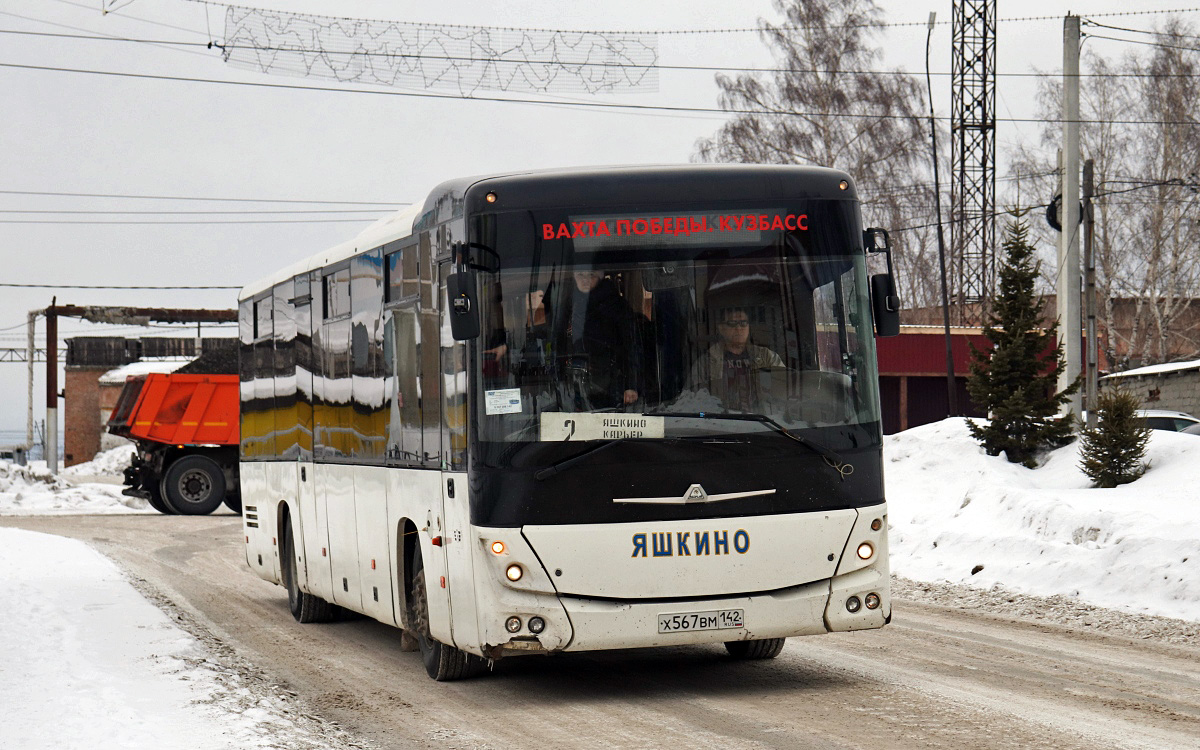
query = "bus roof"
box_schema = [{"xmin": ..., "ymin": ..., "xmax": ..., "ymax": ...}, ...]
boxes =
[{"xmin": 239, "ymin": 164, "xmax": 856, "ymax": 300}]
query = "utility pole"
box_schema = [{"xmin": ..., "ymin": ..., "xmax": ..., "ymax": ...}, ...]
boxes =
[
  {"xmin": 1058, "ymin": 14, "xmax": 1083, "ymax": 418},
  {"xmin": 45, "ymin": 300, "xmax": 59, "ymax": 473},
  {"xmin": 927, "ymin": 11, "xmax": 959, "ymax": 417},
  {"xmin": 1083, "ymin": 159, "xmax": 1098, "ymax": 429}
]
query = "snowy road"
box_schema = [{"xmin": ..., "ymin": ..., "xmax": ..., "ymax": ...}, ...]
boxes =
[{"xmin": 3, "ymin": 514, "xmax": 1198, "ymax": 750}]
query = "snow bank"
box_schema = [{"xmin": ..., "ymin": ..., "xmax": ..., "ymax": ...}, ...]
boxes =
[
  {"xmin": 886, "ymin": 418, "xmax": 1200, "ymax": 622},
  {"xmin": 0, "ymin": 528, "xmax": 345, "ymax": 750},
  {"xmin": 98, "ymin": 357, "xmax": 191, "ymax": 385},
  {"xmin": 0, "ymin": 459, "xmax": 150, "ymax": 515},
  {"xmin": 61, "ymin": 444, "xmax": 136, "ymax": 479}
]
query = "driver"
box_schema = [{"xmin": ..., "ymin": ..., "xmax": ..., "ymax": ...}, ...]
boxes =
[{"xmin": 692, "ymin": 306, "xmax": 783, "ymax": 411}]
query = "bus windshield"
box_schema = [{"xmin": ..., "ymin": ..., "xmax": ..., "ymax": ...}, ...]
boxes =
[{"xmin": 472, "ymin": 200, "xmax": 880, "ymax": 461}]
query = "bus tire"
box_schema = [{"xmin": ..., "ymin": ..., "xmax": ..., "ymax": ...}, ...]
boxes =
[
  {"xmin": 282, "ymin": 516, "xmax": 335, "ymax": 623},
  {"xmin": 161, "ymin": 455, "xmax": 226, "ymax": 515},
  {"xmin": 410, "ymin": 550, "xmax": 489, "ymax": 681},
  {"xmin": 724, "ymin": 638, "xmax": 786, "ymax": 660}
]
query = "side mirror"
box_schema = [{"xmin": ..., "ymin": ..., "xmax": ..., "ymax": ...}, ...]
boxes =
[
  {"xmin": 864, "ymin": 227, "xmax": 900, "ymax": 337},
  {"xmin": 446, "ymin": 269, "xmax": 480, "ymax": 341},
  {"xmin": 870, "ymin": 274, "xmax": 900, "ymax": 337}
]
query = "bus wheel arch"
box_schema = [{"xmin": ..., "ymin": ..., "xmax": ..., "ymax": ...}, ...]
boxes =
[
  {"xmin": 408, "ymin": 544, "xmax": 488, "ymax": 680},
  {"xmin": 281, "ymin": 507, "xmax": 336, "ymax": 623}
]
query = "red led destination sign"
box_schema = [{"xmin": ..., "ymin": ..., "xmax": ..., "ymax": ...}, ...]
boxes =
[{"xmin": 542, "ymin": 211, "xmax": 808, "ymax": 250}]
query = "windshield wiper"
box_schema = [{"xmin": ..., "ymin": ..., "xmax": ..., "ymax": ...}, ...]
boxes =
[
  {"xmin": 643, "ymin": 411, "xmax": 854, "ymax": 481},
  {"xmin": 533, "ymin": 438, "xmax": 630, "ymax": 481}
]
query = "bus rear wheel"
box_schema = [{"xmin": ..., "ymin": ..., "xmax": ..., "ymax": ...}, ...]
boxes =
[
  {"xmin": 162, "ymin": 455, "xmax": 226, "ymax": 515},
  {"xmin": 409, "ymin": 550, "xmax": 488, "ymax": 681},
  {"xmin": 282, "ymin": 516, "xmax": 335, "ymax": 623},
  {"xmin": 724, "ymin": 638, "xmax": 786, "ymax": 660}
]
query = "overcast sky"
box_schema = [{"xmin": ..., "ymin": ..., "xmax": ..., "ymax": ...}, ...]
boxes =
[{"xmin": 1, "ymin": 0, "xmax": 1191, "ymax": 446}]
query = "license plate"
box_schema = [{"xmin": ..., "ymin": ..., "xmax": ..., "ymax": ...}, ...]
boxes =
[{"xmin": 657, "ymin": 609, "xmax": 744, "ymax": 633}]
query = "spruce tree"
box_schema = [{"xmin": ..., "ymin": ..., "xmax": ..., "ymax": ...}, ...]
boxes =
[
  {"xmin": 1079, "ymin": 388, "xmax": 1150, "ymax": 488},
  {"xmin": 965, "ymin": 219, "xmax": 1079, "ymax": 467}
]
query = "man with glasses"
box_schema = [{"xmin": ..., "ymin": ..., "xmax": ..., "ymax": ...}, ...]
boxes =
[{"xmin": 692, "ymin": 306, "xmax": 783, "ymax": 411}]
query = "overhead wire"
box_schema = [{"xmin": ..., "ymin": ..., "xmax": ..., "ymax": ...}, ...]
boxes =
[
  {"xmin": 3, "ymin": 60, "xmax": 1200, "ymax": 126},
  {"xmin": 0, "ymin": 188, "xmax": 405, "ymax": 205},
  {"xmin": 4, "ymin": 26, "xmax": 1199, "ymax": 79}
]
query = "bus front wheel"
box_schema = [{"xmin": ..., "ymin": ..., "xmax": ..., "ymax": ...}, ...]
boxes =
[
  {"xmin": 724, "ymin": 638, "xmax": 786, "ymax": 660},
  {"xmin": 409, "ymin": 550, "xmax": 489, "ymax": 681}
]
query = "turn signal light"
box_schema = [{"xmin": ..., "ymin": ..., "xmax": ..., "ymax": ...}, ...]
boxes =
[
  {"xmin": 505, "ymin": 616, "xmax": 522, "ymax": 633},
  {"xmin": 506, "ymin": 564, "xmax": 523, "ymax": 582},
  {"xmin": 865, "ymin": 593, "xmax": 881, "ymax": 610},
  {"xmin": 857, "ymin": 542, "xmax": 874, "ymax": 560},
  {"xmin": 491, "ymin": 540, "xmax": 506, "ymax": 555}
]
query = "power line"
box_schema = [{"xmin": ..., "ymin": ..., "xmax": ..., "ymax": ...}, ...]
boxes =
[
  {"xmin": 1084, "ymin": 20, "xmax": 1200, "ymax": 41},
  {"xmin": 0, "ymin": 208, "xmax": 392, "ymax": 215},
  {"xmin": 1085, "ymin": 33, "xmax": 1200, "ymax": 54},
  {"xmin": 179, "ymin": 0, "xmax": 1200, "ymax": 34},
  {"xmin": 0, "ymin": 188, "xmax": 404, "ymax": 205},
  {"xmin": 4, "ymin": 60, "xmax": 1200, "ymax": 126},
  {"xmin": 0, "ymin": 282, "xmax": 241, "ymax": 289},
  {"xmin": 3, "ymin": 26, "xmax": 1197, "ymax": 79},
  {"xmin": 0, "ymin": 217, "xmax": 379, "ymax": 225}
]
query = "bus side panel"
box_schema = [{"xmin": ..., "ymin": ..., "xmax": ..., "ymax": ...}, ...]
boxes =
[
  {"xmin": 298, "ymin": 459, "xmax": 333, "ymax": 601},
  {"xmin": 259, "ymin": 461, "xmax": 291, "ymax": 583},
  {"xmin": 322, "ymin": 463, "xmax": 364, "ymax": 611},
  {"xmin": 241, "ymin": 461, "xmax": 276, "ymax": 582},
  {"xmin": 355, "ymin": 465, "xmax": 396, "ymax": 625},
  {"xmin": 386, "ymin": 467, "xmax": 453, "ymax": 644},
  {"xmin": 442, "ymin": 471, "xmax": 481, "ymax": 653}
]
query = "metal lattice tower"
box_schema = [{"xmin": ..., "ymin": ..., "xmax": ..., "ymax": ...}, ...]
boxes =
[{"xmin": 950, "ymin": 0, "xmax": 997, "ymax": 324}]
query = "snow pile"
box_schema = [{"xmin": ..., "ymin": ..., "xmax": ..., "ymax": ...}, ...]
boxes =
[
  {"xmin": 0, "ymin": 528, "xmax": 352, "ymax": 750},
  {"xmin": 0, "ymin": 459, "xmax": 150, "ymax": 515},
  {"xmin": 61, "ymin": 444, "xmax": 136, "ymax": 479},
  {"xmin": 886, "ymin": 418, "xmax": 1200, "ymax": 622},
  {"xmin": 98, "ymin": 357, "xmax": 191, "ymax": 385}
]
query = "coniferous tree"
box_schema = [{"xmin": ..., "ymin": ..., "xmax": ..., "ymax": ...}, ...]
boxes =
[
  {"xmin": 1079, "ymin": 388, "xmax": 1150, "ymax": 488},
  {"xmin": 966, "ymin": 219, "xmax": 1079, "ymax": 467}
]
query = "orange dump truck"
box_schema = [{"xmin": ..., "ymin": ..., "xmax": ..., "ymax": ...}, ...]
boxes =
[{"xmin": 107, "ymin": 372, "xmax": 241, "ymax": 515}]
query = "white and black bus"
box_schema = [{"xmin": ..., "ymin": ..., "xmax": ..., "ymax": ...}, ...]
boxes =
[{"xmin": 238, "ymin": 165, "xmax": 900, "ymax": 680}]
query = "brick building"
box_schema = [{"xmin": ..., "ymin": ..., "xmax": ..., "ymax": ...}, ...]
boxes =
[{"xmin": 63, "ymin": 336, "xmax": 235, "ymax": 466}]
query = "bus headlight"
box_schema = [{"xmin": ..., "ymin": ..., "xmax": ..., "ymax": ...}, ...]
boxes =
[
  {"xmin": 505, "ymin": 616, "xmax": 522, "ymax": 633},
  {"xmin": 528, "ymin": 617, "xmax": 546, "ymax": 634},
  {"xmin": 865, "ymin": 593, "xmax": 881, "ymax": 610},
  {"xmin": 857, "ymin": 542, "xmax": 874, "ymax": 560},
  {"xmin": 505, "ymin": 564, "xmax": 524, "ymax": 582},
  {"xmin": 491, "ymin": 540, "xmax": 506, "ymax": 555},
  {"xmin": 846, "ymin": 596, "xmax": 862, "ymax": 613}
]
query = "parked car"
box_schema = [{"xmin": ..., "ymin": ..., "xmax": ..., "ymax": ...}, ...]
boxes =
[
  {"xmin": 1135, "ymin": 409, "xmax": 1200, "ymax": 432},
  {"xmin": 1180, "ymin": 422, "xmax": 1200, "ymax": 436}
]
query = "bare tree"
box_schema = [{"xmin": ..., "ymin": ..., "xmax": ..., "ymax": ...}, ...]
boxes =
[
  {"xmin": 1010, "ymin": 20, "xmax": 1200, "ymax": 368},
  {"xmin": 693, "ymin": 0, "xmax": 938, "ymax": 307}
]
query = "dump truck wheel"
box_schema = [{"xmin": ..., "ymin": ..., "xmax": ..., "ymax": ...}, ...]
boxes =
[
  {"xmin": 144, "ymin": 482, "xmax": 174, "ymax": 515},
  {"xmin": 162, "ymin": 455, "xmax": 226, "ymax": 515},
  {"xmin": 223, "ymin": 494, "xmax": 243, "ymax": 515}
]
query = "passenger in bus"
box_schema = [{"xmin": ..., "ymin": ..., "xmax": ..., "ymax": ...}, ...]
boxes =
[
  {"xmin": 691, "ymin": 306, "xmax": 783, "ymax": 412},
  {"xmin": 546, "ymin": 269, "xmax": 642, "ymax": 410}
]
